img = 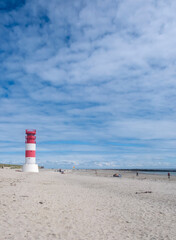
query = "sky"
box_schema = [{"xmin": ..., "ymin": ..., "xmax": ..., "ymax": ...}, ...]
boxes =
[{"xmin": 0, "ymin": 0, "xmax": 176, "ymax": 169}]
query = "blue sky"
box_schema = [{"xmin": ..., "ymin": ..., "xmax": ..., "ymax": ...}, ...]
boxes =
[{"xmin": 0, "ymin": 0, "xmax": 176, "ymax": 169}]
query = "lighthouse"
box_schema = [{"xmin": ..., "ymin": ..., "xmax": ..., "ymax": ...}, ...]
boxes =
[{"xmin": 22, "ymin": 129, "xmax": 39, "ymax": 172}]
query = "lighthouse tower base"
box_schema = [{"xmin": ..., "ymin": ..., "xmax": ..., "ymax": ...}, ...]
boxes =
[{"xmin": 22, "ymin": 164, "xmax": 39, "ymax": 173}]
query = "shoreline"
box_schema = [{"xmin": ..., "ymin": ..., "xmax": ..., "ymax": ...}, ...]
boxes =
[{"xmin": 71, "ymin": 169, "xmax": 176, "ymax": 181}]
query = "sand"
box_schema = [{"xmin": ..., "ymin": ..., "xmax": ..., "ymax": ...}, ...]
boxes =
[{"xmin": 0, "ymin": 169, "xmax": 176, "ymax": 240}]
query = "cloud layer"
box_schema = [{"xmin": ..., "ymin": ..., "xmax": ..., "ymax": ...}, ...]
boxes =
[{"xmin": 1, "ymin": 0, "xmax": 176, "ymax": 168}]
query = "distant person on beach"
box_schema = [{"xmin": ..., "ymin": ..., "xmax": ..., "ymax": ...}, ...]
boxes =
[
  {"xmin": 136, "ymin": 172, "xmax": 138, "ymax": 176},
  {"xmin": 168, "ymin": 172, "xmax": 170, "ymax": 179}
]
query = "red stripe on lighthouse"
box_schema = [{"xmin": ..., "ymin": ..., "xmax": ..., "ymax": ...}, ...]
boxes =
[{"xmin": 25, "ymin": 150, "xmax": 36, "ymax": 157}]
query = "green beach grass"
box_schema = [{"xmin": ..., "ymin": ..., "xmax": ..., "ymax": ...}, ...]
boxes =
[{"xmin": 0, "ymin": 163, "xmax": 22, "ymax": 169}]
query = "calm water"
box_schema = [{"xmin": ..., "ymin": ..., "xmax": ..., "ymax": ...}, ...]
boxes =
[{"xmin": 139, "ymin": 171, "xmax": 176, "ymax": 176}]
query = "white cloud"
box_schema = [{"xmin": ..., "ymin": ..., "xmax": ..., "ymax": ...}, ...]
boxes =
[{"xmin": 1, "ymin": 0, "xmax": 176, "ymax": 168}]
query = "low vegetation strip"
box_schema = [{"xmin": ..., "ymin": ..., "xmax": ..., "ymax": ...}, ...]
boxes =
[{"xmin": 0, "ymin": 163, "xmax": 22, "ymax": 169}]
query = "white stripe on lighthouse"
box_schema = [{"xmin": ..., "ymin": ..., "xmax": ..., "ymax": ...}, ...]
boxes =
[
  {"xmin": 25, "ymin": 157, "xmax": 36, "ymax": 164},
  {"xmin": 25, "ymin": 143, "xmax": 36, "ymax": 151}
]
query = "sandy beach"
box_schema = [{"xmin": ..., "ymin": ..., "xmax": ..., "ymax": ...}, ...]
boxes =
[{"xmin": 0, "ymin": 169, "xmax": 176, "ymax": 240}]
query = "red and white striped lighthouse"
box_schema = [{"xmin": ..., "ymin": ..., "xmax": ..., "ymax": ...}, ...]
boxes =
[{"xmin": 22, "ymin": 129, "xmax": 39, "ymax": 172}]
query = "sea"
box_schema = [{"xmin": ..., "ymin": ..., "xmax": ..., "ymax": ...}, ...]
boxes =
[{"xmin": 139, "ymin": 171, "xmax": 176, "ymax": 176}]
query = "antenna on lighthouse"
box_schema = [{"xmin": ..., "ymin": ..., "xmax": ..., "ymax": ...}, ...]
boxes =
[{"xmin": 22, "ymin": 129, "xmax": 39, "ymax": 172}]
